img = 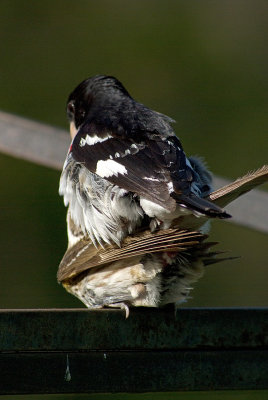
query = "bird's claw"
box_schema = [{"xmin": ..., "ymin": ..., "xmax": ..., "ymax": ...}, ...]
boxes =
[{"xmin": 105, "ymin": 302, "xmax": 130, "ymax": 318}]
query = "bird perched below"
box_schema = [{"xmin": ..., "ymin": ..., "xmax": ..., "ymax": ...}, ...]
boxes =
[
  {"xmin": 59, "ymin": 75, "xmax": 231, "ymax": 248},
  {"xmin": 59, "ymin": 75, "xmax": 268, "ymax": 315},
  {"xmin": 58, "ymin": 165, "xmax": 268, "ymax": 316},
  {"xmin": 58, "ymin": 228, "xmax": 215, "ymax": 317}
]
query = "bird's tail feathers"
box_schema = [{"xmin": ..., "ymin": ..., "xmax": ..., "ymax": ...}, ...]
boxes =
[
  {"xmin": 185, "ymin": 240, "xmax": 239, "ymax": 266},
  {"xmin": 174, "ymin": 193, "xmax": 231, "ymax": 219}
]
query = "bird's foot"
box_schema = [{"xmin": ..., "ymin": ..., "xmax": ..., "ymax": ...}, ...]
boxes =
[
  {"xmin": 104, "ymin": 302, "xmax": 130, "ymax": 318},
  {"xmin": 149, "ymin": 218, "xmax": 162, "ymax": 232}
]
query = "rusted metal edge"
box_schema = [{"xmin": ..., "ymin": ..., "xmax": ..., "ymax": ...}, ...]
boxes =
[
  {"xmin": 1, "ymin": 350, "xmax": 268, "ymax": 394},
  {"xmin": 0, "ymin": 307, "xmax": 267, "ymax": 352},
  {"xmin": 0, "ymin": 110, "xmax": 267, "ymax": 233}
]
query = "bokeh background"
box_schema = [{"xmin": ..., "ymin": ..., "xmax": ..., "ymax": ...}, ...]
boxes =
[{"xmin": 0, "ymin": 1, "xmax": 267, "ymax": 399}]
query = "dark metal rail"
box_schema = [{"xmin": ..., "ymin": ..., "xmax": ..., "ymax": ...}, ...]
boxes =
[{"xmin": 0, "ymin": 307, "xmax": 267, "ymax": 394}]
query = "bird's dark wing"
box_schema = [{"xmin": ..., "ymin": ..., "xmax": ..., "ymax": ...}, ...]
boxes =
[
  {"xmin": 71, "ymin": 122, "xmax": 194, "ymax": 212},
  {"xmin": 57, "ymin": 228, "xmax": 206, "ymax": 282},
  {"xmin": 71, "ymin": 122, "xmax": 229, "ymax": 217}
]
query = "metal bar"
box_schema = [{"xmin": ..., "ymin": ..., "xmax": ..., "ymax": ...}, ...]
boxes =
[
  {"xmin": 0, "ymin": 307, "xmax": 267, "ymax": 352},
  {"xmin": 0, "ymin": 308, "xmax": 267, "ymax": 394},
  {"xmin": 0, "ymin": 110, "xmax": 267, "ymax": 233},
  {"xmin": 0, "ymin": 110, "xmax": 68, "ymax": 170},
  {"xmin": 1, "ymin": 350, "xmax": 268, "ymax": 394}
]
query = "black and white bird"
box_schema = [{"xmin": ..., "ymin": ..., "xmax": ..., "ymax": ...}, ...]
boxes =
[
  {"xmin": 59, "ymin": 75, "xmax": 230, "ymax": 248},
  {"xmin": 58, "ymin": 75, "xmax": 268, "ymax": 315}
]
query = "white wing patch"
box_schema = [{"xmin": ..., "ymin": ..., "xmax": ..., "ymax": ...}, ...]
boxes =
[
  {"xmin": 167, "ymin": 181, "xmax": 174, "ymax": 193},
  {"xmin": 79, "ymin": 134, "xmax": 112, "ymax": 147},
  {"xmin": 144, "ymin": 177, "xmax": 160, "ymax": 182},
  {"xmin": 96, "ymin": 159, "xmax": 128, "ymax": 178}
]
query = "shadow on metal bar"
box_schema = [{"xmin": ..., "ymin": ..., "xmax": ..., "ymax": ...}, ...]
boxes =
[{"xmin": 0, "ymin": 307, "xmax": 267, "ymax": 394}]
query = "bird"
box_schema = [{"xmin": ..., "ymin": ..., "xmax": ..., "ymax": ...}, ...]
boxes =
[
  {"xmin": 58, "ymin": 165, "xmax": 268, "ymax": 316},
  {"xmin": 57, "ymin": 165, "xmax": 268, "ymax": 317},
  {"xmin": 59, "ymin": 75, "xmax": 231, "ymax": 249},
  {"xmin": 58, "ymin": 226, "xmax": 220, "ymax": 317},
  {"xmin": 58, "ymin": 75, "xmax": 268, "ymax": 316}
]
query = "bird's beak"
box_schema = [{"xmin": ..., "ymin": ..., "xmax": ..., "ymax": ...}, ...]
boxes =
[{"xmin": 70, "ymin": 121, "xmax": 78, "ymax": 140}]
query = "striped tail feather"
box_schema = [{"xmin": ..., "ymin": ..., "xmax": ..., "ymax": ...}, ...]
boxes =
[{"xmin": 208, "ymin": 165, "xmax": 268, "ymax": 207}]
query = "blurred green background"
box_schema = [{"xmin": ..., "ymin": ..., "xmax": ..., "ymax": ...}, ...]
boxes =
[{"xmin": 0, "ymin": 1, "xmax": 267, "ymax": 398}]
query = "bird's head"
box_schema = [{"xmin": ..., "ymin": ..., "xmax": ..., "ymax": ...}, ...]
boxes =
[{"xmin": 66, "ymin": 75, "xmax": 131, "ymax": 139}]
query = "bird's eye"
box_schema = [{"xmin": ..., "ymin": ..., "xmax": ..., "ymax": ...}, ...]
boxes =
[{"xmin": 67, "ymin": 101, "xmax": 75, "ymax": 118}]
